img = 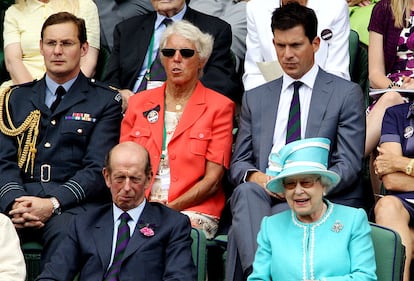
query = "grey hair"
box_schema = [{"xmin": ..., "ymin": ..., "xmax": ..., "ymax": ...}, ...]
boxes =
[
  {"xmin": 159, "ymin": 20, "xmax": 214, "ymax": 61},
  {"xmin": 320, "ymin": 175, "xmax": 334, "ymax": 189}
]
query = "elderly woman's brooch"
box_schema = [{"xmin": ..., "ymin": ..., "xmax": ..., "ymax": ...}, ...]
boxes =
[
  {"xmin": 143, "ymin": 105, "xmax": 160, "ymax": 123},
  {"xmin": 331, "ymin": 220, "xmax": 343, "ymax": 233}
]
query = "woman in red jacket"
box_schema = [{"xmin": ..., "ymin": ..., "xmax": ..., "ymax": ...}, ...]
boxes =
[{"xmin": 120, "ymin": 20, "xmax": 235, "ymax": 239}]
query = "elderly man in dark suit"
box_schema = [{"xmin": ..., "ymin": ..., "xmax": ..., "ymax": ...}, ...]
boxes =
[
  {"xmin": 226, "ymin": 3, "xmax": 368, "ymax": 280},
  {"xmin": 37, "ymin": 142, "xmax": 197, "ymax": 281},
  {"xmin": 0, "ymin": 12, "xmax": 122, "ymax": 266},
  {"xmin": 103, "ymin": 0, "xmax": 240, "ymax": 111}
]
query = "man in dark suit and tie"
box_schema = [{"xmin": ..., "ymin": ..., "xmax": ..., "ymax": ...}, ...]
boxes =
[
  {"xmin": 37, "ymin": 141, "xmax": 197, "ymax": 281},
  {"xmin": 226, "ymin": 3, "xmax": 368, "ymax": 280},
  {"xmin": 103, "ymin": 0, "xmax": 241, "ymax": 111}
]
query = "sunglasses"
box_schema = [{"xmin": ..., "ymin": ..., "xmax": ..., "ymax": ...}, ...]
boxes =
[
  {"xmin": 160, "ymin": 48, "xmax": 196, "ymax": 58},
  {"xmin": 283, "ymin": 176, "xmax": 321, "ymax": 190}
]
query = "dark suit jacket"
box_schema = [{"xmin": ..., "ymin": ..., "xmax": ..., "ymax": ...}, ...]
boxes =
[
  {"xmin": 37, "ymin": 202, "xmax": 197, "ymax": 281},
  {"xmin": 103, "ymin": 7, "xmax": 241, "ymax": 101},
  {"xmin": 94, "ymin": 0, "xmax": 153, "ymax": 50},
  {"xmin": 0, "ymin": 73, "xmax": 122, "ymax": 212},
  {"xmin": 230, "ymin": 68, "xmax": 367, "ymax": 208}
]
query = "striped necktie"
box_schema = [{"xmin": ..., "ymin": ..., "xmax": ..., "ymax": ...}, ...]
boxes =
[
  {"xmin": 137, "ymin": 18, "xmax": 173, "ymax": 92},
  {"xmin": 103, "ymin": 212, "xmax": 131, "ymax": 281},
  {"xmin": 286, "ymin": 81, "xmax": 303, "ymax": 144}
]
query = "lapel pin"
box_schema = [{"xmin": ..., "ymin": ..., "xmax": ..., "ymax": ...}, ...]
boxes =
[{"xmin": 404, "ymin": 126, "xmax": 414, "ymax": 139}]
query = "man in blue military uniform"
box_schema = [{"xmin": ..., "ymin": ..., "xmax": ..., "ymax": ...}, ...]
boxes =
[{"xmin": 0, "ymin": 12, "xmax": 122, "ymax": 266}]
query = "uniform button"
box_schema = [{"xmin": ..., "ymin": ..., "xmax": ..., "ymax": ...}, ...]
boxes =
[
  {"xmin": 44, "ymin": 142, "xmax": 51, "ymax": 148},
  {"xmin": 135, "ymin": 131, "xmax": 140, "ymax": 136},
  {"xmin": 170, "ymin": 154, "xmax": 176, "ymax": 160},
  {"xmin": 172, "ymin": 176, "xmax": 178, "ymax": 182},
  {"xmin": 198, "ymin": 133, "xmax": 204, "ymax": 138},
  {"xmin": 51, "ymin": 120, "xmax": 56, "ymax": 125},
  {"xmin": 77, "ymin": 128, "xmax": 83, "ymax": 134}
]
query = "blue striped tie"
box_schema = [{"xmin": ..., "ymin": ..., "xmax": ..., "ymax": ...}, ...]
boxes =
[
  {"xmin": 286, "ymin": 81, "xmax": 303, "ymax": 144},
  {"xmin": 103, "ymin": 212, "xmax": 131, "ymax": 281}
]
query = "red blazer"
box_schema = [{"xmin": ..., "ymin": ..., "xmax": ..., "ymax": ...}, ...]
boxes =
[{"xmin": 121, "ymin": 82, "xmax": 235, "ymax": 217}]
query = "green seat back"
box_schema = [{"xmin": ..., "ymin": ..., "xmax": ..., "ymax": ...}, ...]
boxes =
[
  {"xmin": 22, "ymin": 242, "xmax": 42, "ymax": 281},
  {"xmin": 370, "ymin": 223, "xmax": 405, "ymax": 281},
  {"xmin": 349, "ymin": 29, "xmax": 370, "ymax": 107},
  {"xmin": 191, "ymin": 227, "xmax": 207, "ymax": 281}
]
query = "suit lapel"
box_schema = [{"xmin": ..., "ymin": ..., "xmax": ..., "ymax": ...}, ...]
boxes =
[
  {"xmin": 29, "ymin": 79, "xmax": 51, "ymax": 115},
  {"xmin": 129, "ymin": 14, "xmax": 157, "ymax": 89},
  {"xmin": 144, "ymin": 89, "xmax": 165, "ymax": 155},
  {"xmin": 171, "ymin": 82, "xmax": 206, "ymax": 141},
  {"xmin": 259, "ymin": 80, "xmax": 281, "ymax": 170},
  {"xmin": 305, "ymin": 69, "xmax": 334, "ymax": 137},
  {"xmin": 122, "ymin": 202, "xmax": 159, "ymax": 261},
  {"xmin": 93, "ymin": 208, "xmax": 115, "ymax": 270},
  {"xmin": 183, "ymin": 7, "xmax": 195, "ymax": 22}
]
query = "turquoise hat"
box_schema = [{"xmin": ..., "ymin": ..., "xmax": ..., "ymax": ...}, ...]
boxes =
[{"xmin": 266, "ymin": 137, "xmax": 340, "ymax": 193}]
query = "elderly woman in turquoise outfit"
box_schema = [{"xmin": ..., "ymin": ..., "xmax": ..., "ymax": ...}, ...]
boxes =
[{"xmin": 248, "ymin": 138, "xmax": 377, "ymax": 281}]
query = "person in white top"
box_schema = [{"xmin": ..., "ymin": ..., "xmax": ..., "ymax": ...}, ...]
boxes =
[
  {"xmin": 2, "ymin": 0, "xmax": 100, "ymax": 89},
  {"xmin": 0, "ymin": 213, "xmax": 26, "ymax": 281},
  {"xmin": 243, "ymin": 0, "xmax": 350, "ymax": 91}
]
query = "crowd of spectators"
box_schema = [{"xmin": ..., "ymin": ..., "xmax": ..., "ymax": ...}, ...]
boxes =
[{"xmin": 1, "ymin": 0, "xmax": 414, "ymax": 280}]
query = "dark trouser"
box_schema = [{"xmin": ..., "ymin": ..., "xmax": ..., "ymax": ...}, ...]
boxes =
[
  {"xmin": 18, "ymin": 204, "xmax": 88, "ymax": 268},
  {"xmin": 226, "ymin": 182, "xmax": 289, "ymax": 281}
]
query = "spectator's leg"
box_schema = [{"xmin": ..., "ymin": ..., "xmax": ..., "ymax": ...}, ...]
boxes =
[
  {"xmin": 41, "ymin": 205, "xmax": 87, "ymax": 268},
  {"xmin": 226, "ymin": 182, "xmax": 273, "ymax": 280}
]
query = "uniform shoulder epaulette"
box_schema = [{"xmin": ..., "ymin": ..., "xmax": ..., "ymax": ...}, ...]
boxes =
[
  {"xmin": 10, "ymin": 79, "xmax": 38, "ymax": 90},
  {"xmin": 88, "ymin": 78, "xmax": 122, "ymax": 103},
  {"xmin": 88, "ymin": 78, "xmax": 117, "ymax": 92}
]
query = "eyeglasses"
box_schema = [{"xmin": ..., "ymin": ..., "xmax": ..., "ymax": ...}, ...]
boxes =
[
  {"xmin": 160, "ymin": 48, "xmax": 196, "ymax": 58},
  {"xmin": 283, "ymin": 176, "xmax": 321, "ymax": 190},
  {"xmin": 43, "ymin": 40, "xmax": 79, "ymax": 49}
]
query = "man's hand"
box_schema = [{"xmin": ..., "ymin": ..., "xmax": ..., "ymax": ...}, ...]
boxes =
[
  {"xmin": 118, "ymin": 89, "xmax": 134, "ymax": 113},
  {"xmin": 9, "ymin": 200, "xmax": 34, "ymax": 228},
  {"xmin": 247, "ymin": 171, "xmax": 285, "ymax": 200},
  {"xmin": 9, "ymin": 196, "xmax": 54, "ymax": 228}
]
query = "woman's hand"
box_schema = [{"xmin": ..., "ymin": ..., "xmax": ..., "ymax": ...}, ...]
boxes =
[
  {"xmin": 400, "ymin": 76, "xmax": 414, "ymax": 90},
  {"xmin": 374, "ymin": 146, "xmax": 400, "ymax": 177}
]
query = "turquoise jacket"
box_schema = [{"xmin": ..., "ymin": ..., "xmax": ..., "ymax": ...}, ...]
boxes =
[{"xmin": 248, "ymin": 200, "xmax": 377, "ymax": 281}]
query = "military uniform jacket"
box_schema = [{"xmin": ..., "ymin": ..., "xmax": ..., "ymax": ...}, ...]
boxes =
[{"xmin": 0, "ymin": 73, "xmax": 122, "ymax": 212}]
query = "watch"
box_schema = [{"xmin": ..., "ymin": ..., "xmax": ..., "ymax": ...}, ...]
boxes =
[
  {"xmin": 50, "ymin": 197, "xmax": 62, "ymax": 215},
  {"xmin": 406, "ymin": 159, "xmax": 414, "ymax": 176}
]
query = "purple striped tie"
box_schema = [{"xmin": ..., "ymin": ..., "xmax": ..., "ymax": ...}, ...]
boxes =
[
  {"xmin": 286, "ymin": 81, "xmax": 303, "ymax": 144},
  {"xmin": 103, "ymin": 212, "xmax": 131, "ymax": 281}
]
